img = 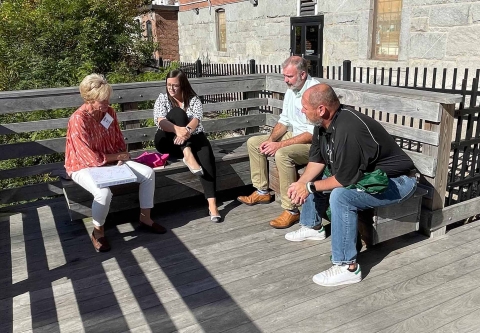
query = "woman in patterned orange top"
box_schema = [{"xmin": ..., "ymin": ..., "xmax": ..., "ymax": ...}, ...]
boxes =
[{"xmin": 65, "ymin": 74, "xmax": 166, "ymax": 252}]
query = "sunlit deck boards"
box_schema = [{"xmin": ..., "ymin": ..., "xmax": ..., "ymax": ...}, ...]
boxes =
[{"xmin": 1, "ymin": 197, "xmax": 480, "ymax": 333}]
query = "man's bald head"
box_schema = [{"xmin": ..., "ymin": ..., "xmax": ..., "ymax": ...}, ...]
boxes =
[
  {"xmin": 306, "ymin": 84, "xmax": 340, "ymax": 110},
  {"xmin": 301, "ymin": 84, "xmax": 340, "ymax": 128}
]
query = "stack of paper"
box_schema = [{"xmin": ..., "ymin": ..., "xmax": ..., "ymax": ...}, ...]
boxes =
[{"xmin": 88, "ymin": 164, "xmax": 137, "ymax": 188}]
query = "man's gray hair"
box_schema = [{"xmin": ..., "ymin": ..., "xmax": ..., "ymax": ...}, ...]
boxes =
[{"xmin": 282, "ymin": 56, "xmax": 308, "ymax": 73}]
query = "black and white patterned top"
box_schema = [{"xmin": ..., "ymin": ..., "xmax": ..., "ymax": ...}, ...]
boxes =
[{"xmin": 153, "ymin": 93, "xmax": 204, "ymax": 135}]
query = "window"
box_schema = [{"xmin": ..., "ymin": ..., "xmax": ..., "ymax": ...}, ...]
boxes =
[
  {"xmin": 372, "ymin": 0, "xmax": 402, "ymax": 60},
  {"xmin": 146, "ymin": 20, "xmax": 153, "ymax": 41},
  {"xmin": 135, "ymin": 19, "xmax": 141, "ymax": 38},
  {"xmin": 216, "ymin": 9, "xmax": 227, "ymax": 52}
]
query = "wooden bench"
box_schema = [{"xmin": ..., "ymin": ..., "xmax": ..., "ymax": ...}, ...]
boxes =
[
  {"xmin": 61, "ymin": 134, "xmax": 258, "ymax": 220},
  {"xmin": 264, "ymin": 75, "xmax": 462, "ymax": 242},
  {"xmin": 0, "ymin": 75, "xmax": 269, "ymax": 220},
  {"xmin": 0, "ymin": 73, "xmax": 463, "ymax": 241},
  {"xmin": 266, "ymin": 136, "xmax": 427, "ymax": 246}
]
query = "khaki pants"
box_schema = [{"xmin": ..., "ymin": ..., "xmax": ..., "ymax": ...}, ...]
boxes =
[{"xmin": 247, "ymin": 132, "xmax": 311, "ymax": 210}]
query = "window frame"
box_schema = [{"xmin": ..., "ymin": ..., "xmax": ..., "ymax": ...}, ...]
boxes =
[
  {"xmin": 146, "ymin": 20, "xmax": 153, "ymax": 41},
  {"xmin": 371, "ymin": 0, "xmax": 403, "ymax": 61},
  {"xmin": 216, "ymin": 9, "xmax": 227, "ymax": 52}
]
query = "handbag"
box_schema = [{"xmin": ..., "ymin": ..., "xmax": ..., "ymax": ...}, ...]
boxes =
[{"xmin": 134, "ymin": 152, "xmax": 169, "ymax": 168}]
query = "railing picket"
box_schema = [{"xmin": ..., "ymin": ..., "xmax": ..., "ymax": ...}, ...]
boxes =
[
  {"xmin": 466, "ymin": 77, "xmax": 479, "ymax": 199},
  {"xmin": 442, "ymin": 68, "xmax": 447, "ymax": 90}
]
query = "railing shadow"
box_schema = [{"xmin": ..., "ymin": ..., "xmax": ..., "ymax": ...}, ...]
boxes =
[{"xmin": 0, "ymin": 193, "xmax": 262, "ymax": 332}]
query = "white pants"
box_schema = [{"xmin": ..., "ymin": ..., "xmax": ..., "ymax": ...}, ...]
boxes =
[{"xmin": 71, "ymin": 161, "xmax": 155, "ymax": 227}]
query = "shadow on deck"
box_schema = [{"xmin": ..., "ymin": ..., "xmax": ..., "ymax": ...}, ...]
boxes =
[{"xmin": 1, "ymin": 190, "xmax": 480, "ymax": 333}]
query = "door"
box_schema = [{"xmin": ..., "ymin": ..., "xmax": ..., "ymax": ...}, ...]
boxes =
[{"xmin": 290, "ymin": 16, "xmax": 324, "ymax": 77}]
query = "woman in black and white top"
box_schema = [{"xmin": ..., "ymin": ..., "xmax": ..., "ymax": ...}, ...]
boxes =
[{"xmin": 153, "ymin": 69, "xmax": 221, "ymax": 222}]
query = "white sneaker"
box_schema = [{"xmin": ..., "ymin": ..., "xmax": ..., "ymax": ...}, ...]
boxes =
[
  {"xmin": 285, "ymin": 226, "xmax": 326, "ymax": 242},
  {"xmin": 312, "ymin": 264, "xmax": 362, "ymax": 287}
]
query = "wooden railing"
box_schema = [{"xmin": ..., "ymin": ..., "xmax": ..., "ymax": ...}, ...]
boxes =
[
  {"xmin": 2, "ymin": 74, "xmax": 475, "ymax": 236},
  {"xmin": 0, "ymin": 74, "xmax": 268, "ymax": 209},
  {"xmin": 265, "ymin": 74, "xmax": 463, "ymax": 235}
]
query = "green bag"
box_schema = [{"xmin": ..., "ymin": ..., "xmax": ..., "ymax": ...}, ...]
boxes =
[{"xmin": 324, "ymin": 167, "xmax": 389, "ymax": 221}]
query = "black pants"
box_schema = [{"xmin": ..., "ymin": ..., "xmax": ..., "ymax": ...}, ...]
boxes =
[{"xmin": 154, "ymin": 107, "xmax": 216, "ymax": 199}]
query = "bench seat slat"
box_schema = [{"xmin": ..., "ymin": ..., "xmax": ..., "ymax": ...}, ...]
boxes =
[{"xmin": 60, "ymin": 135, "xmax": 253, "ymax": 220}]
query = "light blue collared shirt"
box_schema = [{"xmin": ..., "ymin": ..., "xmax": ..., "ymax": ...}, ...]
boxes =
[{"xmin": 278, "ymin": 75, "xmax": 319, "ymax": 136}]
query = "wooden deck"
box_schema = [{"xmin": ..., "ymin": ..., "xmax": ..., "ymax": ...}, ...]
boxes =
[{"xmin": 1, "ymin": 193, "xmax": 480, "ymax": 333}]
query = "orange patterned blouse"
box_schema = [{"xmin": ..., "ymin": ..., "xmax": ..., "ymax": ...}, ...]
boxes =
[{"xmin": 64, "ymin": 105, "xmax": 126, "ymax": 175}]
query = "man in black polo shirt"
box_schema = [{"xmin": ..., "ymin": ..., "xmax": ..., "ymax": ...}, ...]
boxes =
[{"xmin": 287, "ymin": 83, "xmax": 417, "ymax": 286}]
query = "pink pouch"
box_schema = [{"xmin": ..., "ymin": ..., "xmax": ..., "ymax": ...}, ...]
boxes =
[{"xmin": 134, "ymin": 152, "xmax": 169, "ymax": 168}]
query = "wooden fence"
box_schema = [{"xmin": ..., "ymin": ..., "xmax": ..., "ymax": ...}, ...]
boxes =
[
  {"xmin": 1, "ymin": 74, "xmax": 465, "ymax": 237},
  {"xmin": 159, "ymin": 58, "xmax": 480, "ymax": 210},
  {"xmin": 347, "ymin": 64, "xmax": 480, "ymax": 210}
]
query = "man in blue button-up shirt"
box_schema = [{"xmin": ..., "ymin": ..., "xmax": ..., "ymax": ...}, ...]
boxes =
[{"xmin": 238, "ymin": 56, "xmax": 319, "ymax": 229}]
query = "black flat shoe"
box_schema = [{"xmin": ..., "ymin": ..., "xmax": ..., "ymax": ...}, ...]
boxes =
[
  {"xmin": 209, "ymin": 210, "xmax": 222, "ymax": 223},
  {"xmin": 91, "ymin": 231, "xmax": 111, "ymax": 252},
  {"xmin": 139, "ymin": 221, "xmax": 167, "ymax": 234}
]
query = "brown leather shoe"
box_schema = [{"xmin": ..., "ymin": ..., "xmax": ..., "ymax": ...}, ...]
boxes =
[
  {"xmin": 140, "ymin": 221, "xmax": 167, "ymax": 234},
  {"xmin": 269, "ymin": 210, "xmax": 300, "ymax": 229},
  {"xmin": 91, "ymin": 231, "xmax": 111, "ymax": 252},
  {"xmin": 237, "ymin": 191, "xmax": 272, "ymax": 206}
]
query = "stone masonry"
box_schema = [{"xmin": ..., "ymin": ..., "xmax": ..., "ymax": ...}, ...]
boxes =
[
  {"xmin": 177, "ymin": 0, "xmax": 296, "ymax": 64},
  {"xmin": 178, "ymin": 0, "xmax": 480, "ymax": 78}
]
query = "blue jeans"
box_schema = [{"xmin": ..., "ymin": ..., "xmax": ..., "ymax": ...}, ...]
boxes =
[
  {"xmin": 299, "ymin": 191, "xmax": 328, "ymax": 228},
  {"xmin": 330, "ymin": 175, "xmax": 417, "ymax": 265}
]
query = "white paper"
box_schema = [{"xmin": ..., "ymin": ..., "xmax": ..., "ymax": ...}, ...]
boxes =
[{"xmin": 88, "ymin": 164, "xmax": 137, "ymax": 188}]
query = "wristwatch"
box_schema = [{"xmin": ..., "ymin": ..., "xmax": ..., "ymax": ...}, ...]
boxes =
[
  {"xmin": 306, "ymin": 181, "xmax": 316, "ymax": 194},
  {"xmin": 186, "ymin": 126, "xmax": 192, "ymax": 133}
]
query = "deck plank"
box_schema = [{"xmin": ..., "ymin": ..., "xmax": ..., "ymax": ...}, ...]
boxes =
[
  {"xmin": 1, "ymin": 198, "xmax": 480, "ymax": 333},
  {"xmin": 215, "ymin": 224, "xmax": 480, "ymax": 333}
]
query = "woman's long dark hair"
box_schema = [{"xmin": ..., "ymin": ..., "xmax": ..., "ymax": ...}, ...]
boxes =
[{"xmin": 165, "ymin": 69, "xmax": 197, "ymax": 109}]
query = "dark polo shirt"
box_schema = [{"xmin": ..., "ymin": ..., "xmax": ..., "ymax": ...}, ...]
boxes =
[{"xmin": 309, "ymin": 105, "xmax": 414, "ymax": 187}]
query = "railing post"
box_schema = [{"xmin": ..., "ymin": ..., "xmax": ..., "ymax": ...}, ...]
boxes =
[
  {"xmin": 249, "ymin": 59, "xmax": 256, "ymax": 74},
  {"xmin": 244, "ymin": 59, "xmax": 259, "ymax": 134},
  {"xmin": 158, "ymin": 57, "xmax": 163, "ymax": 68},
  {"xmin": 420, "ymin": 103, "xmax": 456, "ymax": 237},
  {"xmin": 196, "ymin": 59, "xmax": 202, "ymax": 78},
  {"xmin": 342, "ymin": 60, "xmax": 352, "ymax": 81}
]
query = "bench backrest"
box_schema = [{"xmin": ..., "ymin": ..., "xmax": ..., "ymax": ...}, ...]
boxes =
[
  {"xmin": 0, "ymin": 74, "xmax": 268, "ymax": 208},
  {"xmin": 264, "ymin": 75, "xmax": 462, "ymax": 217},
  {"xmin": 1, "ymin": 73, "xmax": 462, "ymax": 221}
]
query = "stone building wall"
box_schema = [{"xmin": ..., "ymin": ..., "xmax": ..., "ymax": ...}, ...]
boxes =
[
  {"xmin": 319, "ymin": 0, "xmax": 480, "ymax": 74},
  {"xmin": 177, "ymin": 0, "xmax": 296, "ymax": 64},
  {"xmin": 178, "ymin": 0, "xmax": 480, "ymax": 78}
]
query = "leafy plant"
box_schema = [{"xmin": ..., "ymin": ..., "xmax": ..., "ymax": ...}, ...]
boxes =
[{"xmin": 0, "ymin": 0, "xmax": 182, "ymax": 206}]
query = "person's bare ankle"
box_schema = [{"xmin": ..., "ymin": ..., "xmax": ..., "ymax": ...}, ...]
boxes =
[
  {"xmin": 140, "ymin": 213, "xmax": 154, "ymax": 226},
  {"xmin": 94, "ymin": 228, "xmax": 104, "ymax": 238}
]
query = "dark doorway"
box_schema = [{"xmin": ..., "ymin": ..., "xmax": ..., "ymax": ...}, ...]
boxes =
[{"xmin": 290, "ymin": 15, "xmax": 324, "ymax": 77}]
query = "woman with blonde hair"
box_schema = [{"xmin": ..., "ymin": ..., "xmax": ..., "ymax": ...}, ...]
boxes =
[{"xmin": 65, "ymin": 74, "xmax": 166, "ymax": 252}]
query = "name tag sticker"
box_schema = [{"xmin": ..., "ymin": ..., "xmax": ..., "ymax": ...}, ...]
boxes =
[
  {"xmin": 295, "ymin": 105, "xmax": 303, "ymax": 117},
  {"xmin": 100, "ymin": 113, "xmax": 114, "ymax": 129}
]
